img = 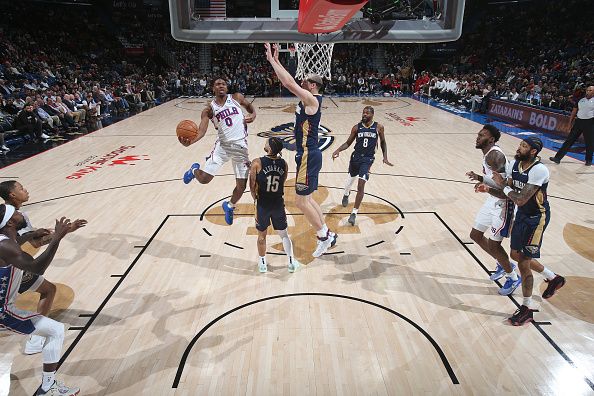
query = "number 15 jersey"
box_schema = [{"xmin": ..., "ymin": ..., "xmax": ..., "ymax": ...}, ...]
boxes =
[{"xmin": 256, "ymin": 156, "xmax": 287, "ymax": 204}]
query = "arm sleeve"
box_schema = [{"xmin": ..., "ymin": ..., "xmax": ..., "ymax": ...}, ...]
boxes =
[{"xmin": 527, "ymin": 164, "xmax": 549, "ymax": 186}]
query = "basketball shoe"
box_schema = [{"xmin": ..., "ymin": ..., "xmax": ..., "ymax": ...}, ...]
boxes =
[
  {"xmin": 508, "ymin": 305, "xmax": 533, "ymax": 326},
  {"xmin": 498, "ymin": 275, "xmax": 521, "ymax": 296},
  {"xmin": 183, "ymin": 163, "xmax": 200, "ymax": 184},
  {"xmin": 489, "ymin": 262, "xmax": 506, "ymax": 281},
  {"xmin": 342, "ymin": 194, "xmax": 349, "ymax": 207},
  {"xmin": 490, "ymin": 262, "xmax": 517, "ymax": 281},
  {"xmin": 312, "ymin": 231, "xmax": 338, "ymax": 258},
  {"xmin": 36, "ymin": 380, "xmax": 80, "ymax": 396},
  {"xmin": 288, "ymin": 257, "xmax": 300, "ymax": 273},
  {"xmin": 347, "ymin": 213, "xmax": 356, "ymax": 226},
  {"xmin": 258, "ymin": 259, "xmax": 267, "ymax": 273},
  {"xmin": 222, "ymin": 201, "xmax": 234, "ymax": 225},
  {"xmin": 542, "ymin": 275, "xmax": 566, "ymax": 299}
]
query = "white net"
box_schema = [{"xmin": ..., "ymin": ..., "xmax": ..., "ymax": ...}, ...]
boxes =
[{"xmin": 294, "ymin": 43, "xmax": 335, "ymax": 81}]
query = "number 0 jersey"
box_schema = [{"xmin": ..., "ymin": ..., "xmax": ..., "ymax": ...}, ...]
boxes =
[{"xmin": 210, "ymin": 94, "xmax": 247, "ymax": 144}]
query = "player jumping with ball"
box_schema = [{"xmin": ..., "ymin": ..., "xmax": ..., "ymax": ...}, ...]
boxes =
[{"xmin": 180, "ymin": 77, "xmax": 256, "ymax": 225}]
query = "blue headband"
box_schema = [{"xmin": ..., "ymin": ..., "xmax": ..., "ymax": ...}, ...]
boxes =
[{"xmin": 522, "ymin": 137, "xmax": 543, "ymax": 153}]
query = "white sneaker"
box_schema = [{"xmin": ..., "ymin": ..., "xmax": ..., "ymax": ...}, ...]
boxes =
[
  {"xmin": 1, "ymin": 145, "xmax": 9, "ymax": 152},
  {"xmin": 36, "ymin": 380, "xmax": 80, "ymax": 395},
  {"xmin": 258, "ymin": 260, "xmax": 267, "ymax": 273},
  {"xmin": 40, "ymin": 133, "xmax": 50, "ymax": 139},
  {"xmin": 24, "ymin": 334, "xmax": 45, "ymax": 355},
  {"xmin": 288, "ymin": 258, "xmax": 300, "ymax": 273},
  {"xmin": 312, "ymin": 232, "xmax": 336, "ymax": 258}
]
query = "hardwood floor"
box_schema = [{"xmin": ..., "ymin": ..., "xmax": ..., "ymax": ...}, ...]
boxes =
[{"xmin": 1, "ymin": 97, "xmax": 592, "ymax": 395}]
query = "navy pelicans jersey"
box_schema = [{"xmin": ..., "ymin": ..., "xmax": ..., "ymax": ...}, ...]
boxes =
[
  {"xmin": 353, "ymin": 121, "xmax": 379, "ymax": 157},
  {"xmin": 294, "ymin": 95, "xmax": 323, "ymax": 154},
  {"xmin": 256, "ymin": 156, "xmax": 287, "ymax": 203},
  {"xmin": 509, "ymin": 159, "xmax": 550, "ymax": 216}
]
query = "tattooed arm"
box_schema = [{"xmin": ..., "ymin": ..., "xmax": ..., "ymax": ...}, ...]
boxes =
[{"xmin": 505, "ymin": 183, "xmax": 540, "ymax": 206}]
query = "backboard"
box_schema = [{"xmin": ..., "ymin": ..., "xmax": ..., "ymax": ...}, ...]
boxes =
[{"xmin": 169, "ymin": 0, "xmax": 465, "ymax": 44}]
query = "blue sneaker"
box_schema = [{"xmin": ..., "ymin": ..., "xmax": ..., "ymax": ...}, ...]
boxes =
[
  {"xmin": 489, "ymin": 263, "xmax": 505, "ymax": 281},
  {"xmin": 183, "ymin": 163, "xmax": 200, "ymax": 184},
  {"xmin": 499, "ymin": 275, "xmax": 521, "ymax": 296},
  {"xmin": 222, "ymin": 201, "xmax": 234, "ymax": 225}
]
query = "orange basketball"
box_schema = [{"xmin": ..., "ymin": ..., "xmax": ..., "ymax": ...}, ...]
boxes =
[{"xmin": 176, "ymin": 120, "xmax": 199, "ymax": 140}]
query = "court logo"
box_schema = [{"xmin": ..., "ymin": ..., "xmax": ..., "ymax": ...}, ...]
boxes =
[
  {"xmin": 108, "ymin": 155, "xmax": 150, "ymax": 166},
  {"xmin": 405, "ymin": 116, "xmax": 426, "ymax": 123},
  {"xmin": 258, "ymin": 122, "xmax": 334, "ymax": 152},
  {"xmin": 386, "ymin": 113, "xmax": 425, "ymax": 126},
  {"xmin": 66, "ymin": 145, "xmax": 150, "ymax": 180},
  {"xmin": 203, "ymin": 178, "xmax": 400, "ymax": 264}
]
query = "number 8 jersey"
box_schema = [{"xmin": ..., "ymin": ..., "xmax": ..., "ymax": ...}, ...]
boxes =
[
  {"xmin": 256, "ymin": 156, "xmax": 287, "ymax": 203},
  {"xmin": 354, "ymin": 121, "xmax": 378, "ymax": 158},
  {"xmin": 210, "ymin": 94, "xmax": 247, "ymax": 144}
]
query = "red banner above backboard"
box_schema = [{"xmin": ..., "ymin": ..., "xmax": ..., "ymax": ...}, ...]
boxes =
[{"xmin": 298, "ymin": 0, "xmax": 368, "ymax": 34}]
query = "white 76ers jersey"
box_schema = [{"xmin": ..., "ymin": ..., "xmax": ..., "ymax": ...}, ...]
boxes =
[
  {"xmin": 0, "ymin": 235, "xmax": 22, "ymax": 308},
  {"xmin": 210, "ymin": 95, "xmax": 247, "ymax": 144},
  {"xmin": 482, "ymin": 145, "xmax": 508, "ymax": 178},
  {"xmin": 483, "ymin": 145, "xmax": 508, "ymax": 203}
]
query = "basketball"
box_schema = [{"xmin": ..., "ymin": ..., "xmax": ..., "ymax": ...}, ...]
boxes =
[{"xmin": 176, "ymin": 120, "xmax": 198, "ymax": 140}]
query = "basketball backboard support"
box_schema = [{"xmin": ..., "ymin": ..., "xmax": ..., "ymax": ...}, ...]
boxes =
[{"xmin": 169, "ymin": 0, "xmax": 465, "ymax": 44}]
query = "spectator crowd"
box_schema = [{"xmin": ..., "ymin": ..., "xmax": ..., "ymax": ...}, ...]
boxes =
[{"xmin": 0, "ymin": 0, "xmax": 591, "ymax": 155}]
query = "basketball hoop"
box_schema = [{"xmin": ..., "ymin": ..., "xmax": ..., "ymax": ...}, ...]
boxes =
[{"xmin": 294, "ymin": 42, "xmax": 335, "ymax": 81}]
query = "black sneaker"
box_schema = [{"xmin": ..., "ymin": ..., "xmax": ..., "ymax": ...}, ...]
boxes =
[
  {"xmin": 341, "ymin": 194, "xmax": 349, "ymax": 207},
  {"xmin": 347, "ymin": 213, "xmax": 356, "ymax": 226},
  {"xmin": 549, "ymin": 157, "xmax": 560, "ymax": 164},
  {"xmin": 508, "ymin": 305, "xmax": 533, "ymax": 326},
  {"xmin": 542, "ymin": 275, "xmax": 566, "ymax": 299}
]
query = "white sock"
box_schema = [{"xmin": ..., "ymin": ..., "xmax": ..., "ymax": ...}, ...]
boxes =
[
  {"xmin": 259, "ymin": 256, "xmax": 267, "ymax": 266},
  {"xmin": 522, "ymin": 297, "xmax": 532, "ymax": 308},
  {"xmin": 321, "ymin": 224, "xmax": 328, "ymax": 235},
  {"xmin": 352, "ymin": 208, "xmax": 358, "ymax": 215},
  {"xmin": 281, "ymin": 236, "xmax": 293, "ymax": 259},
  {"xmin": 227, "ymin": 202, "xmax": 235, "ymax": 209},
  {"xmin": 316, "ymin": 228, "xmax": 326, "ymax": 238},
  {"xmin": 506, "ymin": 270, "xmax": 518, "ymax": 281},
  {"xmin": 540, "ymin": 267, "xmax": 555, "ymax": 280},
  {"xmin": 343, "ymin": 176, "xmax": 356, "ymax": 196},
  {"xmin": 42, "ymin": 371, "xmax": 55, "ymax": 391}
]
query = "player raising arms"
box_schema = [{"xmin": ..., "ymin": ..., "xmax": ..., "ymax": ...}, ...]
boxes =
[
  {"xmin": 332, "ymin": 106, "xmax": 393, "ymax": 225},
  {"xmin": 265, "ymin": 43, "xmax": 337, "ymax": 258},
  {"xmin": 180, "ymin": 77, "xmax": 256, "ymax": 225}
]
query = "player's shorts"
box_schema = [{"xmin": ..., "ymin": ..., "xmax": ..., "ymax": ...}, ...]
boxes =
[
  {"xmin": 295, "ymin": 149, "xmax": 322, "ymax": 196},
  {"xmin": 18, "ymin": 272, "xmax": 45, "ymax": 294},
  {"xmin": 348, "ymin": 153, "xmax": 374, "ymax": 181},
  {"xmin": 203, "ymin": 139, "xmax": 249, "ymax": 179},
  {"xmin": 510, "ymin": 209, "xmax": 550, "ymax": 258},
  {"xmin": 473, "ymin": 197, "xmax": 514, "ymax": 242},
  {"xmin": 0, "ymin": 305, "xmax": 40, "ymax": 335},
  {"xmin": 255, "ymin": 200, "xmax": 288, "ymax": 232}
]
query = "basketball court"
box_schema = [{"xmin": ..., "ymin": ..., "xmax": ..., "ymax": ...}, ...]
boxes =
[{"xmin": 0, "ymin": 96, "xmax": 593, "ymax": 395}]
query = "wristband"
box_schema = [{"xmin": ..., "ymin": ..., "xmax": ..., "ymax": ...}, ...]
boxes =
[{"xmin": 503, "ymin": 186, "xmax": 513, "ymax": 196}]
